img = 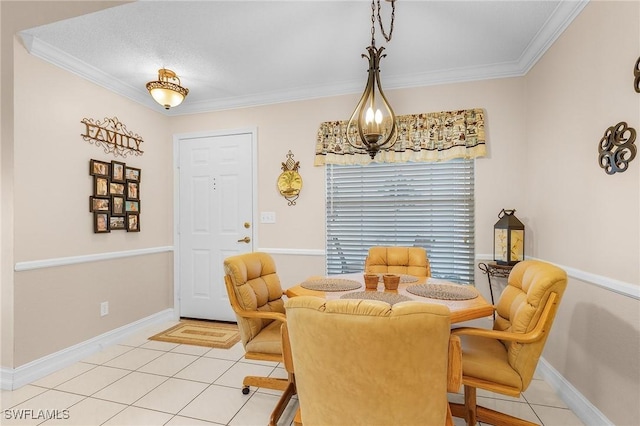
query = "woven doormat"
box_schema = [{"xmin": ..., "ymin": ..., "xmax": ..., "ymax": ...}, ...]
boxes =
[{"xmin": 149, "ymin": 319, "xmax": 240, "ymax": 349}]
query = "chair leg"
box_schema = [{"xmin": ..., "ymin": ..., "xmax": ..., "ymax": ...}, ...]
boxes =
[
  {"xmin": 475, "ymin": 406, "xmax": 539, "ymax": 426},
  {"xmin": 242, "ymin": 375, "xmax": 290, "ymax": 392},
  {"xmin": 293, "ymin": 408, "xmax": 303, "ymax": 426},
  {"xmin": 450, "ymin": 384, "xmax": 539, "ymax": 426},
  {"xmin": 464, "ymin": 385, "xmax": 477, "ymax": 425},
  {"xmin": 445, "ymin": 403, "xmax": 454, "ymax": 426},
  {"xmin": 449, "ymin": 385, "xmax": 477, "ymax": 425},
  {"xmin": 268, "ymin": 375, "xmax": 296, "ymax": 426}
]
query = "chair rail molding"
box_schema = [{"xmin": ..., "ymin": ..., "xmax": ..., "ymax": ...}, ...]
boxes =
[
  {"xmin": 475, "ymin": 254, "xmax": 638, "ymax": 300},
  {"xmin": 257, "ymin": 247, "xmax": 325, "ymax": 256},
  {"xmin": 14, "ymin": 246, "xmax": 174, "ymax": 272}
]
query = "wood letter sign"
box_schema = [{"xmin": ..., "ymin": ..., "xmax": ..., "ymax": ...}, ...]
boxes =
[{"xmin": 81, "ymin": 117, "xmax": 144, "ymax": 158}]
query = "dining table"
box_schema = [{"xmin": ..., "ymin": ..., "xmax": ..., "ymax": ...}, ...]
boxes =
[{"xmin": 285, "ymin": 272, "xmax": 495, "ymax": 324}]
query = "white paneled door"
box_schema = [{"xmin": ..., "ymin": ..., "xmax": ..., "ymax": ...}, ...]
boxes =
[{"xmin": 178, "ymin": 131, "xmax": 254, "ymax": 321}]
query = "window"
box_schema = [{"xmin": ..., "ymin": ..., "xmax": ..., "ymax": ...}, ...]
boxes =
[{"xmin": 325, "ymin": 159, "xmax": 475, "ymax": 284}]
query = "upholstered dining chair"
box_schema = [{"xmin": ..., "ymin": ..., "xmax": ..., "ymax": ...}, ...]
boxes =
[
  {"xmin": 284, "ymin": 296, "xmax": 462, "ymax": 426},
  {"xmin": 364, "ymin": 245, "xmax": 431, "ymax": 277},
  {"xmin": 223, "ymin": 252, "xmax": 295, "ymax": 426},
  {"xmin": 449, "ymin": 259, "xmax": 567, "ymax": 426}
]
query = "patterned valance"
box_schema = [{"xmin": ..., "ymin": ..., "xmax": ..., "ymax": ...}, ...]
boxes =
[{"xmin": 314, "ymin": 108, "xmax": 487, "ymax": 166}]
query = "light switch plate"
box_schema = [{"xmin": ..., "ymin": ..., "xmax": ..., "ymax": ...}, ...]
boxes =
[{"xmin": 260, "ymin": 212, "xmax": 276, "ymax": 223}]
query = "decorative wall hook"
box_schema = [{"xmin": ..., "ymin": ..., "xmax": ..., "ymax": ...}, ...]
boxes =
[
  {"xmin": 277, "ymin": 151, "xmax": 302, "ymax": 206},
  {"xmin": 598, "ymin": 122, "xmax": 636, "ymax": 175}
]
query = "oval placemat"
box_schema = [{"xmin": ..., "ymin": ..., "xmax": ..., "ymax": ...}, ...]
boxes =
[
  {"xmin": 300, "ymin": 278, "xmax": 362, "ymax": 292},
  {"xmin": 340, "ymin": 291, "xmax": 413, "ymax": 306},
  {"xmin": 406, "ymin": 283, "xmax": 478, "ymax": 300}
]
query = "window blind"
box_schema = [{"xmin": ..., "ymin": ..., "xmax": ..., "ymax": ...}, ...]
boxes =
[{"xmin": 325, "ymin": 159, "xmax": 475, "ymax": 284}]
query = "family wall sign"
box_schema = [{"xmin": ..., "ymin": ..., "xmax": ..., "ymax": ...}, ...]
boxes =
[{"xmin": 81, "ymin": 116, "xmax": 144, "ymax": 158}]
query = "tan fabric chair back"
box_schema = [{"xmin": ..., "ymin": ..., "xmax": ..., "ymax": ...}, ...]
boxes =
[
  {"xmin": 495, "ymin": 260, "xmax": 567, "ymax": 389},
  {"xmin": 223, "ymin": 252, "xmax": 285, "ymax": 348},
  {"xmin": 365, "ymin": 246, "xmax": 431, "ymax": 277},
  {"xmin": 285, "ymin": 296, "xmax": 451, "ymax": 426}
]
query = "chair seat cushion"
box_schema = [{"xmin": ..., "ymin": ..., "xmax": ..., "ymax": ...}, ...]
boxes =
[
  {"xmin": 245, "ymin": 319, "xmax": 283, "ymax": 355},
  {"xmin": 460, "ymin": 334, "xmax": 523, "ymax": 390}
]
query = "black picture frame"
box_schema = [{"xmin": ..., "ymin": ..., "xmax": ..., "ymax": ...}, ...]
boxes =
[
  {"xmin": 111, "ymin": 195, "xmax": 125, "ymax": 216},
  {"xmin": 94, "ymin": 176, "xmax": 109, "ymax": 197},
  {"xmin": 110, "ymin": 216, "xmax": 126, "ymax": 230},
  {"xmin": 94, "ymin": 212, "xmax": 110, "ymax": 233},
  {"xmin": 126, "ymin": 213, "xmax": 140, "ymax": 232},
  {"xmin": 125, "ymin": 166, "xmax": 141, "ymax": 182},
  {"xmin": 90, "ymin": 159, "xmax": 110, "ymax": 177},
  {"xmin": 90, "ymin": 196, "xmax": 110, "ymax": 212},
  {"xmin": 110, "ymin": 182, "xmax": 125, "ymax": 196},
  {"xmin": 111, "ymin": 160, "xmax": 126, "ymax": 183},
  {"xmin": 125, "ymin": 200, "xmax": 140, "ymax": 213},
  {"xmin": 126, "ymin": 180, "xmax": 139, "ymax": 200}
]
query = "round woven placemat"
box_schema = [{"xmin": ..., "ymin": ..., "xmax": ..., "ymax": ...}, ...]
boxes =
[
  {"xmin": 340, "ymin": 291, "xmax": 413, "ymax": 306},
  {"xmin": 300, "ymin": 278, "xmax": 362, "ymax": 292},
  {"xmin": 374, "ymin": 274, "xmax": 419, "ymax": 283},
  {"xmin": 406, "ymin": 283, "xmax": 479, "ymax": 300}
]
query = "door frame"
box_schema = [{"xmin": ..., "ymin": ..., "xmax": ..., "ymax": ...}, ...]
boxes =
[{"xmin": 172, "ymin": 127, "xmax": 259, "ymax": 320}]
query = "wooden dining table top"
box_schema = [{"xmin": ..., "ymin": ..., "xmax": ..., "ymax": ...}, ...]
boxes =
[{"xmin": 284, "ymin": 272, "xmax": 495, "ymax": 324}]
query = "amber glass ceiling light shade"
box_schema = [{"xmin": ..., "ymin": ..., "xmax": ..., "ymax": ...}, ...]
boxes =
[
  {"xmin": 146, "ymin": 68, "xmax": 189, "ymax": 109},
  {"xmin": 347, "ymin": 0, "xmax": 397, "ymax": 159}
]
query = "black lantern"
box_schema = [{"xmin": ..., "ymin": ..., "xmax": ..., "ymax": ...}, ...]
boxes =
[{"xmin": 493, "ymin": 209, "xmax": 525, "ymax": 266}]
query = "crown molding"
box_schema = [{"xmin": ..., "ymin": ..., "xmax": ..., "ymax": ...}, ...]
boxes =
[
  {"xmin": 517, "ymin": 0, "xmax": 589, "ymax": 73},
  {"xmin": 18, "ymin": 1, "xmax": 589, "ymax": 116}
]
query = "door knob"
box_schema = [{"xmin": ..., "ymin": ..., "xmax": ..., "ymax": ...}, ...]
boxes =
[{"xmin": 237, "ymin": 236, "xmax": 251, "ymax": 243}]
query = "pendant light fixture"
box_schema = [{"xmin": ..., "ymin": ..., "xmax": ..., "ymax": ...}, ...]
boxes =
[
  {"xmin": 347, "ymin": 0, "xmax": 397, "ymax": 159},
  {"xmin": 146, "ymin": 68, "xmax": 189, "ymax": 110}
]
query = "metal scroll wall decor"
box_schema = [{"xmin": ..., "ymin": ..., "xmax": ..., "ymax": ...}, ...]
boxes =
[
  {"xmin": 634, "ymin": 56, "xmax": 640, "ymax": 93},
  {"xmin": 81, "ymin": 117, "xmax": 144, "ymax": 158},
  {"xmin": 598, "ymin": 122, "xmax": 637, "ymax": 175},
  {"xmin": 277, "ymin": 151, "xmax": 303, "ymax": 206}
]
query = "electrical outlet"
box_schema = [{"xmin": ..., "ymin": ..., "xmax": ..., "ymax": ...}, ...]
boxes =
[
  {"xmin": 100, "ymin": 301, "xmax": 109, "ymax": 317},
  {"xmin": 260, "ymin": 211, "xmax": 276, "ymax": 223}
]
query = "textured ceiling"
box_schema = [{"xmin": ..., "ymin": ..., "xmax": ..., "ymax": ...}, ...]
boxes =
[{"xmin": 19, "ymin": 1, "xmax": 588, "ymax": 116}]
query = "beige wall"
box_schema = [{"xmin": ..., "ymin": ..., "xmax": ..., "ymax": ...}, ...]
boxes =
[
  {"xmin": 170, "ymin": 77, "xmax": 529, "ymax": 269},
  {"xmin": 9, "ymin": 35, "xmax": 174, "ymax": 366},
  {"xmin": 2, "ymin": 1, "xmax": 639, "ymax": 424},
  {"xmin": 524, "ymin": 1, "xmax": 640, "ymax": 424},
  {"xmin": 1, "ymin": 0, "xmax": 131, "ymax": 373}
]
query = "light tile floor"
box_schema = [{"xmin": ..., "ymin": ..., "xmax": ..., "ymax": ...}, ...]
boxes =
[{"xmin": 1, "ymin": 320, "xmax": 585, "ymax": 426}]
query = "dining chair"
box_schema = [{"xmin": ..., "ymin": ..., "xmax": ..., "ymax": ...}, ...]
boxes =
[
  {"xmin": 364, "ymin": 245, "xmax": 431, "ymax": 277},
  {"xmin": 284, "ymin": 296, "xmax": 462, "ymax": 426},
  {"xmin": 223, "ymin": 252, "xmax": 295, "ymax": 426},
  {"xmin": 449, "ymin": 259, "xmax": 567, "ymax": 426}
]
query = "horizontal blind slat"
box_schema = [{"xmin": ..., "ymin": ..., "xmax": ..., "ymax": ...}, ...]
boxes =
[{"xmin": 326, "ymin": 160, "xmax": 475, "ymax": 284}]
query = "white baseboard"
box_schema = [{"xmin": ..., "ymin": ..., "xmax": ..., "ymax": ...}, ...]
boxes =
[
  {"xmin": 0, "ymin": 308, "xmax": 175, "ymax": 391},
  {"xmin": 537, "ymin": 357, "xmax": 613, "ymax": 426}
]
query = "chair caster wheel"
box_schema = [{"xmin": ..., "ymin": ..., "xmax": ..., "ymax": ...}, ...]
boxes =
[{"xmin": 242, "ymin": 386, "xmax": 250, "ymax": 395}]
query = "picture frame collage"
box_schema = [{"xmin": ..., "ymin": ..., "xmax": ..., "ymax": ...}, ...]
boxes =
[{"xmin": 89, "ymin": 159, "xmax": 141, "ymax": 233}]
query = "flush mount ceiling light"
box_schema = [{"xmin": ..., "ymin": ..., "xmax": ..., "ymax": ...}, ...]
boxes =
[
  {"xmin": 347, "ymin": 0, "xmax": 398, "ymax": 159},
  {"xmin": 146, "ymin": 68, "xmax": 189, "ymax": 110}
]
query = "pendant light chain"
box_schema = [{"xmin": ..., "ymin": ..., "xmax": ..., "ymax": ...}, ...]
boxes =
[{"xmin": 375, "ymin": 0, "xmax": 395, "ymax": 44}]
